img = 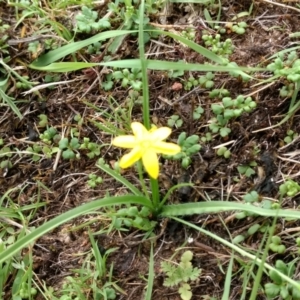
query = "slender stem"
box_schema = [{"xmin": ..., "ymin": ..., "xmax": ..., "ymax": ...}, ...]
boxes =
[
  {"xmin": 150, "ymin": 178, "xmax": 160, "ymax": 214},
  {"xmin": 136, "ymin": 160, "xmax": 149, "ymax": 198},
  {"xmin": 138, "ymin": 0, "xmax": 160, "ymax": 211}
]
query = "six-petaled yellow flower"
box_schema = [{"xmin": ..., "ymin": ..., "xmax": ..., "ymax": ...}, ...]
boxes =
[{"xmin": 112, "ymin": 122, "xmax": 181, "ymax": 179}]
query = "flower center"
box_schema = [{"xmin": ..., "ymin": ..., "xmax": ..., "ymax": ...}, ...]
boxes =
[{"xmin": 140, "ymin": 140, "xmax": 151, "ymax": 149}]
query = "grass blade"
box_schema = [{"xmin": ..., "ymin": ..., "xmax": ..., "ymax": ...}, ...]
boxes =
[
  {"xmin": 172, "ymin": 217, "xmax": 300, "ymax": 293},
  {"xmin": 144, "ymin": 242, "xmax": 154, "ymax": 300},
  {"xmin": 222, "ymin": 254, "xmax": 234, "ymax": 300},
  {"xmin": 30, "ymin": 30, "xmax": 136, "ymax": 67},
  {"xmin": 0, "ymin": 195, "xmax": 152, "ymax": 263},
  {"xmin": 161, "ymin": 201, "xmax": 300, "ymax": 219},
  {"xmin": 96, "ymin": 162, "xmax": 144, "ymax": 196},
  {"xmin": 0, "ymin": 77, "xmax": 22, "ymax": 119}
]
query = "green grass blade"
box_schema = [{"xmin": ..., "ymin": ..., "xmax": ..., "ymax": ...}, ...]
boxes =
[
  {"xmin": 145, "ymin": 242, "xmax": 154, "ymax": 300},
  {"xmin": 96, "ymin": 162, "xmax": 144, "ymax": 196},
  {"xmin": 159, "ymin": 183, "xmax": 193, "ymax": 207},
  {"xmin": 249, "ymin": 219, "xmax": 277, "ymax": 300},
  {"xmin": 222, "ymin": 254, "xmax": 234, "ymax": 300},
  {"xmin": 101, "ymin": 59, "xmax": 263, "ymax": 72},
  {"xmin": 0, "ymin": 77, "xmax": 23, "ymax": 119},
  {"xmin": 30, "ymin": 30, "xmax": 136, "ymax": 67},
  {"xmin": 29, "ymin": 28, "xmax": 226, "ymax": 68},
  {"xmin": 172, "ymin": 217, "xmax": 300, "ymax": 293},
  {"xmin": 30, "ymin": 62, "xmax": 99, "ymax": 72},
  {"xmin": 88, "ymin": 118, "xmax": 124, "ymax": 135},
  {"xmin": 0, "ymin": 195, "xmax": 152, "ymax": 264},
  {"xmin": 161, "ymin": 201, "xmax": 300, "ymax": 219},
  {"xmin": 204, "ymin": 8, "xmax": 214, "ymax": 28},
  {"xmin": 153, "ymin": 30, "xmax": 224, "ymax": 64},
  {"xmin": 30, "ymin": 59, "xmax": 263, "ymax": 73}
]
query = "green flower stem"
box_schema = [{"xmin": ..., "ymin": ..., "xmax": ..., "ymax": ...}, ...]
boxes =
[
  {"xmin": 136, "ymin": 160, "xmax": 149, "ymax": 198},
  {"xmin": 150, "ymin": 178, "xmax": 160, "ymax": 214},
  {"xmin": 138, "ymin": 0, "xmax": 160, "ymax": 210}
]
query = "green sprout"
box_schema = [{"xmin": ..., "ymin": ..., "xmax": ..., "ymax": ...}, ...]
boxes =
[
  {"xmin": 40, "ymin": 127, "xmax": 60, "ymax": 144},
  {"xmin": 87, "ymin": 174, "xmax": 103, "ymax": 188},
  {"xmin": 38, "ymin": 114, "xmax": 48, "ymax": 127},
  {"xmin": 226, "ymin": 21, "xmax": 248, "ymax": 35},
  {"xmin": 269, "ymin": 236, "xmax": 286, "ymax": 254},
  {"xmin": 87, "ymin": 41, "xmax": 102, "ymax": 54},
  {"xmin": 26, "ymin": 144, "xmax": 43, "ymax": 162},
  {"xmin": 264, "ymin": 260, "xmax": 300, "ymax": 300},
  {"xmin": 59, "ymin": 137, "xmax": 81, "ymax": 160},
  {"xmin": 113, "ymin": 206, "xmax": 156, "ymax": 231},
  {"xmin": 237, "ymin": 161, "xmax": 257, "ymax": 177},
  {"xmin": 0, "ymin": 159, "xmax": 12, "ymax": 171},
  {"xmin": 267, "ymin": 51, "xmax": 300, "ymax": 98},
  {"xmin": 209, "ymin": 115, "xmax": 231, "ymax": 137},
  {"xmin": 43, "ymin": 74, "xmax": 61, "ymax": 90},
  {"xmin": 18, "ymin": 282, "xmax": 37, "ymax": 299},
  {"xmin": 200, "ymin": 132, "xmax": 212, "ymax": 143},
  {"xmin": 280, "ymin": 83, "xmax": 294, "ymax": 98},
  {"xmin": 112, "ymin": 68, "xmax": 143, "ymax": 91},
  {"xmin": 279, "ymin": 179, "xmax": 300, "ymax": 197},
  {"xmin": 0, "ymin": 146, "xmax": 12, "ymax": 158},
  {"xmin": 198, "ymin": 72, "xmax": 215, "ymax": 89},
  {"xmin": 102, "ymin": 74, "xmax": 114, "ymax": 91},
  {"xmin": 75, "ymin": 6, "xmax": 111, "ymax": 33},
  {"xmin": 232, "ymin": 223, "xmax": 261, "ymax": 244},
  {"xmin": 184, "ymin": 76, "xmax": 199, "ymax": 91},
  {"xmin": 167, "ymin": 132, "xmax": 201, "ymax": 168},
  {"xmin": 74, "ymin": 114, "xmax": 83, "ymax": 127},
  {"xmin": 183, "ymin": 72, "xmax": 214, "ymax": 90},
  {"xmin": 16, "ymin": 76, "xmax": 31, "ymax": 89},
  {"xmin": 209, "ymin": 95, "xmax": 256, "ymax": 137},
  {"xmin": 80, "ymin": 137, "xmax": 101, "ymax": 159},
  {"xmin": 209, "ymin": 88, "xmax": 230, "ymax": 99},
  {"xmin": 27, "ymin": 41, "xmax": 40, "ymax": 55},
  {"xmin": 161, "ymin": 250, "xmax": 201, "ymax": 300},
  {"xmin": 0, "ymin": 20, "xmax": 10, "ymax": 54},
  {"xmin": 181, "ymin": 28, "xmax": 196, "ymax": 41},
  {"xmin": 167, "ymin": 115, "xmax": 183, "ymax": 128},
  {"xmin": 284, "ymin": 130, "xmax": 298, "ymax": 144},
  {"xmin": 226, "ymin": 61, "xmax": 251, "ymax": 82},
  {"xmin": 267, "ymin": 51, "xmax": 300, "ymax": 83},
  {"xmin": 216, "ymin": 146, "xmax": 231, "ymax": 159},
  {"xmin": 202, "ymin": 33, "xmax": 234, "ymax": 57},
  {"xmin": 193, "ymin": 106, "xmax": 204, "ymax": 120},
  {"xmin": 243, "ymin": 190, "xmax": 259, "ymax": 203}
]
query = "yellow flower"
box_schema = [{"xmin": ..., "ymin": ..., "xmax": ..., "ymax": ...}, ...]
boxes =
[{"xmin": 112, "ymin": 122, "xmax": 181, "ymax": 179}]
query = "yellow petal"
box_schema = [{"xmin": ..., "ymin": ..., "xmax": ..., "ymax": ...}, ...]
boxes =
[
  {"xmin": 152, "ymin": 141, "xmax": 181, "ymax": 155},
  {"xmin": 131, "ymin": 122, "xmax": 148, "ymax": 140},
  {"xmin": 112, "ymin": 136, "xmax": 136, "ymax": 148},
  {"xmin": 150, "ymin": 127, "xmax": 171, "ymax": 142},
  {"xmin": 142, "ymin": 150, "xmax": 159, "ymax": 179},
  {"xmin": 119, "ymin": 147, "xmax": 142, "ymax": 168}
]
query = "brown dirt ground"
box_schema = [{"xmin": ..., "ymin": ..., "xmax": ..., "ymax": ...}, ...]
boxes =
[{"xmin": 1, "ymin": 0, "xmax": 300, "ymax": 299}]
